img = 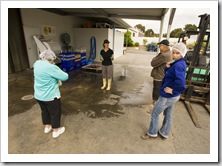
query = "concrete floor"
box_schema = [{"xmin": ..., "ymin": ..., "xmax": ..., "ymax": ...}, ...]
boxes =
[{"xmin": 8, "ymin": 49, "xmax": 210, "ymax": 155}]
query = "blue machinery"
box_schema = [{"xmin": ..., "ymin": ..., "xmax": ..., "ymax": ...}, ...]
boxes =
[
  {"xmin": 81, "ymin": 36, "xmax": 102, "ymax": 73},
  {"xmin": 88, "ymin": 36, "xmax": 96, "ymax": 64}
]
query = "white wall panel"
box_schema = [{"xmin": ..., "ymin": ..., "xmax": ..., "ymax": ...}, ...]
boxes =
[
  {"xmin": 20, "ymin": 8, "xmax": 91, "ymax": 67},
  {"xmin": 73, "ymin": 28, "xmax": 124, "ymax": 62},
  {"xmin": 113, "ymin": 30, "xmax": 124, "ymax": 59},
  {"xmin": 73, "ymin": 28, "xmax": 109, "ymax": 62}
]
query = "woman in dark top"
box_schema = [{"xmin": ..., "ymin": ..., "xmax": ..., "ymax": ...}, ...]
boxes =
[{"xmin": 100, "ymin": 39, "xmax": 114, "ymax": 90}]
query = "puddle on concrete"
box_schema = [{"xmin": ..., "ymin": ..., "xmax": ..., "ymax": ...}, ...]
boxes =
[
  {"xmin": 9, "ymin": 68, "xmax": 151, "ymax": 119},
  {"xmin": 61, "ymin": 89, "xmax": 124, "ymax": 118},
  {"xmin": 118, "ymin": 76, "xmax": 126, "ymax": 81},
  {"xmin": 59, "ymin": 71, "xmax": 151, "ymax": 118},
  {"xmin": 118, "ymin": 82, "xmax": 151, "ymax": 105},
  {"xmin": 60, "ymin": 71, "xmax": 125, "ymax": 118}
]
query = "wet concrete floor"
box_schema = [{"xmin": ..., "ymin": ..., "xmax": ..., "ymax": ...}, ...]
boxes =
[{"xmin": 7, "ymin": 49, "xmax": 210, "ymax": 157}]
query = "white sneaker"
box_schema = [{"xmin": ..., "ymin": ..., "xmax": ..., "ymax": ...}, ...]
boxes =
[
  {"xmin": 52, "ymin": 127, "xmax": 65, "ymax": 138},
  {"xmin": 44, "ymin": 126, "xmax": 52, "ymax": 133}
]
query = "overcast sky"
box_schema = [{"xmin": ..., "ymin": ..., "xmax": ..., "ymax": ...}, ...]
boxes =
[{"xmin": 123, "ymin": 8, "xmax": 210, "ymax": 34}]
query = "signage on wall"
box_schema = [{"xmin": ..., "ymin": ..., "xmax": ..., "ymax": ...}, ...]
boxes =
[{"xmin": 41, "ymin": 25, "xmax": 56, "ymax": 36}]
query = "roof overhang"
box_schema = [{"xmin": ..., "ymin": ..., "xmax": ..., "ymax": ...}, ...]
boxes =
[{"xmin": 40, "ymin": 8, "xmax": 169, "ymax": 29}]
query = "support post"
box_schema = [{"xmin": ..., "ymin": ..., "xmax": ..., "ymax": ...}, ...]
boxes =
[
  {"xmin": 166, "ymin": 8, "xmax": 176, "ymax": 40},
  {"xmin": 184, "ymin": 101, "xmax": 201, "ymax": 128}
]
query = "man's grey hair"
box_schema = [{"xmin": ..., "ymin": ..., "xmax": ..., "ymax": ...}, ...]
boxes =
[{"xmin": 39, "ymin": 50, "xmax": 56, "ymax": 61}]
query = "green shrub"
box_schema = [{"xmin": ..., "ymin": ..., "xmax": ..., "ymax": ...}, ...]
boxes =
[
  {"xmin": 134, "ymin": 42, "xmax": 140, "ymax": 47},
  {"xmin": 124, "ymin": 31, "xmax": 134, "ymax": 47},
  {"xmin": 143, "ymin": 39, "xmax": 148, "ymax": 45}
]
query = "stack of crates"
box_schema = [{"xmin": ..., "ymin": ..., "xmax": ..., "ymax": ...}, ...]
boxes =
[
  {"xmin": 80, "ymin": 48, "xmax": 87, "ymax": 67},
  {"xmin": 59, "ymin": 52, "xmax": 75, "ymax": 72},
  {"xmin": 59, "ymin": 48, "xmax": 88, "ymax": 72},
  {"xmin": 74, "ymin": 51, "xmax": 82, "ymax": 69}
]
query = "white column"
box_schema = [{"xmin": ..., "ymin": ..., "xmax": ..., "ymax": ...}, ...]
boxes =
[
  {"xmin": 166, "ymin": 8, "xmax": 176, "ymax": 41},
  {"xmin": 158, "ymin": 15, "xmax": 165, "ymax": 43}
]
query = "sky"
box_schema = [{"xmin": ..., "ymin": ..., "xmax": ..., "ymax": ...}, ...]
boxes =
[{"xmin": 123, "ymin": 8, "xmax": 210, "ymax": 34}]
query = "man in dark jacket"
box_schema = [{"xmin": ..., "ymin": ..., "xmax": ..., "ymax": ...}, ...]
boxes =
[
  {"xmin": 142, "ymin": 42, "xmax": 187, "ymax": 140},
  {"xmin": 148, "ymin": 39, "xmax": 172, "ymax": 113}
]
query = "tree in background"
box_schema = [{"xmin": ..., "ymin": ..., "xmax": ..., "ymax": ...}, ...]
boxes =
[
  {"xmin": 183, "ymin": 24, "xmax": 197, "ymax": 31},
  {"xmin": 170, "ymin": 28, "xmax": 183, "ymax": 38},
  {"xmin": 143, "ymin": 39, "xmax": 148, "ymax": 45},
  {"xmin": 163, "ymin": 33, "xmax": 167, "ymax": 37},
  {"xmin": 124, "ymin": 31, "xmax": 134, "ymax": 47},
  {"xmin": 134, "ymin": 24, "xmax": 145, "ymax": 33},
  {"xmin": 154, "ymin": 33, "xmax": 160, "ymax": 37},
  {"xmin": 145, "ymin": 29, "xmax": 155, "ymax": 37}
]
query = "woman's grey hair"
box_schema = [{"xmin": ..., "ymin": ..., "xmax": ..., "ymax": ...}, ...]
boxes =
[{"xmin": 39, "ymin": 50, "xmax": 56, "ymax": 61}]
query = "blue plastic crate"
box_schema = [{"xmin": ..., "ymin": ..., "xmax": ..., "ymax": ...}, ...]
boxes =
[
  {"xmin": 81, "ymin": 58, "xmax": 87, "ymax": 66},
  {"xmin": 81, "ymin": 52, "xmax": 86, "ymax": 58},
  {"xmin": 61, "ymin": 58, "xmax": 75, "ymax": 67},
  {"xmin": 59, "ymin": 52, "xmax": 75, "ymax": 59},
  {"xmin": 74, "ymin": 52, "xmax": 81, "ymax": 59},
  {"xmin": 75, "ymin": 61, "xmax": 82, "ymax": 69},
  {"xmin": 62, "ymin": 65, "xmax": 75, "ymax": 72}
]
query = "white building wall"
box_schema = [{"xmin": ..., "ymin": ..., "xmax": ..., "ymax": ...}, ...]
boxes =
[
  {"xmin": 113, "ymin": 30, "xmax": 124, "ymax": 59},
  {"xmin": 20, "ymin": 8, "xmax": 124, "ymax": 67},
  {"xmin": 20, "ymin": 8, "xmax": 92, "ymax": 68},
  {"xmin": 73, "ymin": 28, "xmax": 124, "ymax": 62},
  {"xmin": 73, "ymin": 28, "xmax": 109, "ymax": 62}
]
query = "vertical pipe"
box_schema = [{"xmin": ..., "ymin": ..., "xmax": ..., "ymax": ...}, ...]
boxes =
[{"xmin": 113, "ymin": 23, "xmax": 115, "ymax": 53}]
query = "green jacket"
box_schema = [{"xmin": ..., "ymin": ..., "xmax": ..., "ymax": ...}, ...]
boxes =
[{"xmin": 150, "ymin": 49, "xmax": 172, "ymax": 81}]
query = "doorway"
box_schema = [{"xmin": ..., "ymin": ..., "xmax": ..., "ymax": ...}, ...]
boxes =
[{"xmin": 8, "ymin": 8, "xmax": 29, "ymax": 73}]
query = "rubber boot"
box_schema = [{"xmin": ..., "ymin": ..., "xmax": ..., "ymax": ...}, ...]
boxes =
[
  {"xmin": 106, "ymin": 79, "xmax": 112, "ymax": 90},
  {"xmin": 101, "ymin": 79, "xmax": 106, "ymax": 90}
]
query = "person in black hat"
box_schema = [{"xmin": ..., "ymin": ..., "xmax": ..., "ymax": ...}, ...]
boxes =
[
  {"xmin": 157, "ymin": 39, "xmax": 170, "ymax": 46},
  {"xmin": 100, "ymin": 39, "xmax": 114, "ymax": 90},
  {"xmin": 141, "ymin": 42, "xmax": 187, "ymax": 140},
  {"xmin": 147, "ymin": 39, "xmax": 172, "ymax": 114}
]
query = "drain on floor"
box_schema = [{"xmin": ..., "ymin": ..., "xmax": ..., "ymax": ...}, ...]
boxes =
[{"xmin": 21, "ymin": 95, "xmax": 34, "ymax": 100}]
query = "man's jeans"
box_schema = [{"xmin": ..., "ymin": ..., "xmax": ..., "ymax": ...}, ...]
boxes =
[{"xmin": 148, "ymin": 95, "xmax": 180, "ymax": 138}]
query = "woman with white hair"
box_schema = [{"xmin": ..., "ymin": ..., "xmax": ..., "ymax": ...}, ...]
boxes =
[
  {"xmin": 141, "ymin": 42, "xmax": 187, "ymax": 140},
  {"xmin": 33, "ymin": 50, "xmax": 69, "ymax": 138}
]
